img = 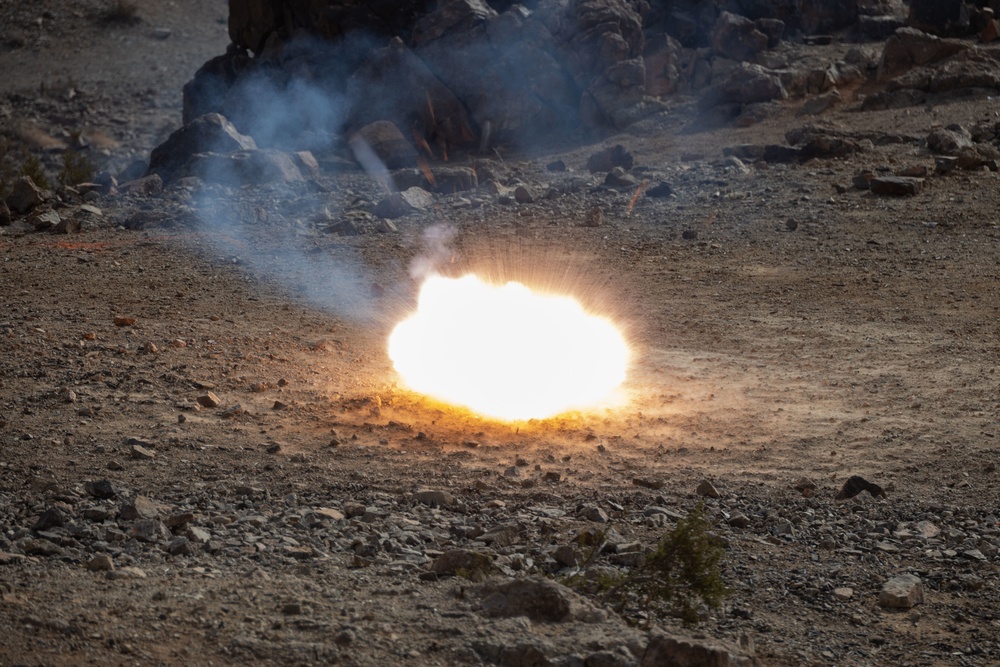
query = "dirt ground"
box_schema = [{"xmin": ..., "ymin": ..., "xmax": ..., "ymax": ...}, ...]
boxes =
[{"xmin": 1, "ymin": 2, "xmax": 999, "ymax": 666}]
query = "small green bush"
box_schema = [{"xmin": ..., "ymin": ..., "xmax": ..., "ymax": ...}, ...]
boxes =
[
  {"xmin": 59, "ymin": 150, "xmax": 94, "ymax": 187},
  {"xmin": 19, "ymin": 152, "xmax": 49, "ymax": 191},
  {"xmin": 601, "ymin": 504, "xmax": 728, "ymax": 626}
]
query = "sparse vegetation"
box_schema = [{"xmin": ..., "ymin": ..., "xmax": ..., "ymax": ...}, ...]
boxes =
[
  {"xmin": 573, "ymin": 506, "xmax": 728, "ymax": 627},
  {"xmin": 59, "ymin": 150, "xmax": 95, "ymax": 187},
  {"xmin": 17, "ymin": 151, "xmax": 50, "ymax": 191}
]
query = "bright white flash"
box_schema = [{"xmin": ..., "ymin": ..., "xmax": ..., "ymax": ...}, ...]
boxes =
[{"xmin": 388, "ymin": 274, "xmax": 629, "ymax": 421}]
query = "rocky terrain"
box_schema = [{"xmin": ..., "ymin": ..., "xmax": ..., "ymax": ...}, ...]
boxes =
[{"xmin": 1, "ymin": 1, "xmax": 1000, "ymax": 666}]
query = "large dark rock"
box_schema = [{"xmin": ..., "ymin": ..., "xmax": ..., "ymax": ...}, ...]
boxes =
[
  {"xmin": 412, "ymin": 2, "xmax": 583, "ymax": 144},
  {"xmin": 147, "ymin": 113, "xmax": 257, "ymax": 183},
  {"xmin": 6, "ymin": 176, "xmax": 46, "ymax": 214},
  {"xmin": 185, "ymin": 149, "xmax": 305, "ymax": 186},
  {"xmin": 698, "ymin": 62, "xmax": 787, "ymax": 110},
  {"xmin": 228, "ymin": 0, "xmax": 433, "ymax": 55},
  {"xmin": 908, "ymin": 0, "xmax": 969, "ymax": 36},
  {"xmin": 712, "ymin": 12, "xmax": 768, "ymax": 61},
  {"xmin": 182, "ymin": 46, "xmax": 252, "ymax": 125},
  {"xmin": 877, "ymin": 28, "xmax": 969, "ymax": 82},
  {"xmin": 347, "ymin": 37, "xmax": 475, "ymax": 152}
]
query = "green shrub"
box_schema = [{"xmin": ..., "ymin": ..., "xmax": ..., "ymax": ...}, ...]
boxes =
[
  {"xmin": 18, "ymin": 152, "xmax": 49, "ymax": 191},
  {"xmin": 59, "ymin": 150, "xmax": 94, "ymax": 187},
  {"xmin": 601, "ymin": 505, "xmax": 728, "ymax": 626}
]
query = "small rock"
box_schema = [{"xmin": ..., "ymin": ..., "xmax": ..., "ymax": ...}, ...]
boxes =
[
  {"xmin": 313, "ymin": 507, "xmax": 344, "ymax": 522},
  {"xmin": 430, "ymin": 549, "xmax": 493, "ymax": 576},
  {"xmin": 166, "ymin": 537, "xmax": 192, "ymax": 556},
  {"xmin": 33, "ymin": 507, "xmax": 69, "ymax": 532},
  {"xmin": 587, "ymin": 144, "xmax": 633, "ymax": 173},
  {"xmin": 832, "ymin": 587, "xmax": 853, "ymax": 601},
  {"xmin": 129, "ymin": 443, "xmax": 156, "ymax": 460},
  {"xmin": 513, "ymin": 185, "xmax": 534, "ymax": 204},
  {"xmin": 836, "ymin": 475, "xmax": 886, "ymax": 500},
  {"xmin": 197, "ymin": 392, "xmax": 221, "ymax": 408},
  {"xmin": 185, "ymin": 527, "xmax": 211, "ymax": 544},
  {"xmin": 84, "ymin": 480, "xmax": 117, "ymax": 499},
  {"xmin": 696, "ymin": 480, "xmax": 721, "ymax": 498},
  {"xmin": 915, "ymin": 520, "xmax": 940, "ymax": 539},
  {"xmin": 129, "ymin": 519, "xmax": 169, "ymax": 543},
  {"xmin": 23, "ymin": 539, "xmax": 62, "ymax": 557},
  {"xmin": 727, "ymin": 512, "xmax": 751, "ymax": 529},
  {"xmin": 30, "ymin": 209, "xmax": 61, "ymax": 232},
  {"xmin": 578, "ymin": 505, "xmax": 608, "ymax": 523},
  {"xmin": 878, "ymin": 574, "xmax": 923, "ymax": 609},
  {"xmin": 646, "ymin": 181, "xmax": 673, "ymax": 198},
  {"xmin": 632, "ymin": 477, "xmax": 664, "ymax": 490},
  {"xmin": 552, "ymin": 545, "xmax": 578, "ymax": 568},
  {"xmin": 120, "ymin": 495, "xmax": 162, "ymax": 521},
  {"xmin": 412, "ymin": 489, "xmax": 457, "ymax": 507},
  {"xmin": 86, "ymin": 554, "xmax": 115, "ymax": 572}
]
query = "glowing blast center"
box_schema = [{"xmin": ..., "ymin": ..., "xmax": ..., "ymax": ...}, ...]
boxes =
[{"xmin": 388, "ymin": 274, "xmax": 629, "ymax": 421}]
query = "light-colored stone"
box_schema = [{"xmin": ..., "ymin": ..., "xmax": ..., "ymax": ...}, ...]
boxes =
[
  {"xmin": 878, "ymin": 574, "xmax": 924, "ymax": 609},
  {"xmin": 833, "ymin": 587, "xmax": 854, "ymax": 601}
]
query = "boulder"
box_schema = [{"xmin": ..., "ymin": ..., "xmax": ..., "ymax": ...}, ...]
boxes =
[
  {"xmin": 182, "ymin": 46, "xmax": 253, "ymax": 125},
  {"xmin": 148, "ymin": 113, "xmax": 257, "ymax": 183},
  {"xmin": 413, "ymin": 3, "xmax": 585, "ymax": 144},
  {"xmin": 476, "ymin": 577, "xmax": 603, "ymax": 623},
  {"xmin": 755, "ymin": 18, "xmax": 785, "ymax": 48},
  {"xmin": 6, "ymin": 176, "xmax": 45, "ymax": 214},
  {"xmin": 644, "ymin": 34, "xmax": 685, "ymax": 96},
  {"xmin": 858, "ymin": 15, "xmax": 906, "ymax": 41},
  {"xmin": 350, "ymin": 121, "xmax": 418, "ymax": 170},
  {"xmin": 228, "ymin": 0, "xmax": 279, "ymax": 54},
  {"xmin": 878, "ymin": 574, "xmax": 924, "ymax": 608},
  {"xmin": 908, "ymin": 0, "xmax": 970, "ymax": 36},
  {"xmin": 347, "ymin": 37, "xmax": 475, "ymax": 153},
  {"xmin": 699, "ymin": 62, "xmax": 787, "ymax": 110},
  {"xmin": 185, "ymin": 149, "xmax": 304, "ymax": 186},
  {"xmin": 927, "ymin": 125, "xmax": 973, "ymax": 154},
  {"xmin": 800, "ymin": 0, "xmax": 859, "ymax": 35},
  {"xmin": 711, "ymin": 12, "xmax": 768, "ymax": 62},
  {"xmin": 877, "ymin": 28, "xmax": 969, "ymax": 82},
  {"xmin": 870, "ymin": 176, "xmax": 923, "ymax": 196},
  {"xmin": 641, "ymin": 630, "xmax": 759, "ymax": 667}
]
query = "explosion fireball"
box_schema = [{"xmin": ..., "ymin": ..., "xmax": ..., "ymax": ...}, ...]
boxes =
[{"xmin": 388, "ymin": 274, "xmax": 629, "ymax": 421}]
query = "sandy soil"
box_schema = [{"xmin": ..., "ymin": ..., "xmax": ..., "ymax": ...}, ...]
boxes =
[{"xmin": 1, "ymin": 2, "xmax": 999, "ymax": 666}]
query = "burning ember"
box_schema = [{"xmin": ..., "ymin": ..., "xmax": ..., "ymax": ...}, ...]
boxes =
[{"xmin": 389, "ymin": 274, "xmax": 629, "ymax": 421}]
